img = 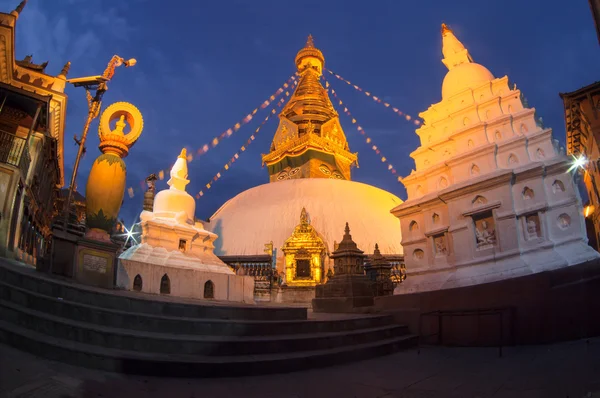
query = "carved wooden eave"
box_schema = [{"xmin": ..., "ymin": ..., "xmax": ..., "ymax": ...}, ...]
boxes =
[{"xmin": 0, "ymin": 13, "xmax": 67, "ymax": 186}]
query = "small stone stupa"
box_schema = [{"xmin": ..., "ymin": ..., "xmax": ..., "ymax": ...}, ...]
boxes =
[
  {"xmin": 117, "ymin": 149, "xmax": 254, "ymax": 302},
  {"xmin": 312, "ymin": 223, "xmax": 374, "ymax": 313}
]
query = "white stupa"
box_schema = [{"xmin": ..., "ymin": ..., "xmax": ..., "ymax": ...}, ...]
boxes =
[
  {"xmin": 117, "ymin": 149, "xmax": 254, "ymax": 302},
  {"xmin": 391, "ymin": 24, "xmax": 599, "ymax": 294}
]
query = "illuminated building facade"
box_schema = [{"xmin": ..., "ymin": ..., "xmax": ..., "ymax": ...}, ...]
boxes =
[
  {"xmin": 392, "ymin": 24, "xmax": 598, "ymax": 294},
  {"xmin": 0, "ymin": 2, "xmax": 68, "ymax": 267},
  {"xmin": 560, "ymin": 82, "xmax": 600, "ymax": 250}
]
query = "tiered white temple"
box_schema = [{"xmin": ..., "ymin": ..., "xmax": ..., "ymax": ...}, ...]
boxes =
[
  {"xmin": 117, "ymin": 149, "xmax": 254, "ymax": 302},
  {"xmin": 392, "ymin": 24, "xmax": 599, "ymax": 293}
]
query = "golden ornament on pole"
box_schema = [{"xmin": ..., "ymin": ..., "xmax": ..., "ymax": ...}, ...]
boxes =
[{"xmin": 85, "ymin": 102, "xmax": 144, "ymax": 241}]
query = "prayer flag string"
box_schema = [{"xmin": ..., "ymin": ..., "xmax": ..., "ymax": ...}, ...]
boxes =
[
  {"xmin": 326, "ymin": 80, "xmax": 401, "ymax": 182},
  {"xmin": 196, "ymin": 97, "xmax": 286, "ymax": 199},
  {"xmin": 126, "ymin": 75, "xmax": 298, "ymax": 199},
  {"xmin": 324, "ymin": 68, "xmax": 421, "ymax": 126}
]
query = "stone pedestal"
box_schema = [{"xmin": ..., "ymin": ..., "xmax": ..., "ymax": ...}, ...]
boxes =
[
  {"xmin": 275, "ymin": 285, "xmax": 316, "ymax": 304},
  {"xmin": 74, "ymin": 238, "xmax": 120, "ymax": 289},
  {"xmin": 313, "ymin": 274, "xmax": 374, "ymax": 312},
  {"xmin": 50, "ymin": 228, "xmax": 80, "ymax": 277},
  {"xmin": 312, "ymin": 222, "xmax": 375, "ymax": 313}
]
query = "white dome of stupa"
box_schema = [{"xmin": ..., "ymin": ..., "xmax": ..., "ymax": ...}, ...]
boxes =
[
  {"xmin": 441, "ymin": 62, "xmax": 494, "ymax": 99},
  {"xmin": 207, "ymin": 178, "xmax": 403, "ymax": 258}
]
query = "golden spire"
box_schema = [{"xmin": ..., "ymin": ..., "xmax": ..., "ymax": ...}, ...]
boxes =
[
  {"xmin": 11, "ymin": 0, "xmax": 27, "ymax": 19},
  {"xmin": 441, "ymin": 23, "xmax": 452, "ymax": 37},
  {"xmin": 305, "ymin": 34, "xmax": 315, "ymax": 48},
  {"xmin": 262, "ymin": 36, "xmax": 358, "ymax": 182},
  {"xmin": 57, "ymin": 61, "xmax": 71, "ymax": 79},
  {"xmin": 441, "ymin": 22, "xmax": 473, "ymax": 70},
  {"xmin": 295, "ymin": 34, "xmax": 324, "ymax": 73},
  {"xmin": 178, "ymin": 148, "xmax": 187, "ymax": 160},
  {"xmin": 300, "ymin": 207, "xmax": 309, "ymax": 225}
]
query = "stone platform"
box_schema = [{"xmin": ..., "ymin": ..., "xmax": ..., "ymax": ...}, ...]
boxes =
[
  {"xmin": 376, "ymin": 257, "xmax": 600, "ymax": 345},
  {"xmin": 0, "ymin": 260, "xmax": 416, "ymax": 377}
]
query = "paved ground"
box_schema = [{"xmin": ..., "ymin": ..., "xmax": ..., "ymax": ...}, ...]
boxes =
[{"xmin": 1, "ymin": 338, "xmax": 600, "ymax": 398}]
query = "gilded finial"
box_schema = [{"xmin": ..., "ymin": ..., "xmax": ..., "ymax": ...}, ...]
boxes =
[
  {"xmin": 344, "ymin": 222, "xmax": 350, "ymax": 235},
  {"xmin": 97, "ymin": 102, "xmax": 144, "ymax": 158},
  {"xmin": 441, "ymin": 23, "xmax": 452, "ymax": 37},
  {"xmin": 179, "ymin": 148, "xmax": 187, "ymax": 160},
  {"xmin": 300, "ymin": 207, "xmax": 309, "ymax": 225},
  {"xmin": 14, "ymin": 0, "xmax": 27, "ymax": 14},
  {"xmin": 114, "ymin": 115, "xmax": 126, "ymax": 134},
  {"xmin": 59, "ymin": 61, "xmax": 71, "ymax": 78},
  {"xmin": 374, "ymin": 243, "xmax": 381, "ymax": 256},
  {"xmin": 305, "ymin": 34, "xmax": 315, "ymax": 48}
]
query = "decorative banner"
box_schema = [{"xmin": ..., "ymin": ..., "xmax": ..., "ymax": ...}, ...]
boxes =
[
  {"xmin": 327, "ymin": 82, "xmax": 401, "ymax": 183},
  {"xmin": 324, "ymin": 68, "xmax": 421, "ymax": 126},
  {"xmin": 127, "ymin": 76, "xmax": 298, "ymax": 198},
  {"xmin": 196, "ymin": 97, "xmax": 286, "ymax": 199}
]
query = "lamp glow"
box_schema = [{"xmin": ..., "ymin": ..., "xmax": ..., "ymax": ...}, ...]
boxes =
[
  {"xmin": 567, "ymin": 154, "xmax": 588, "ymax": 173},
  {"xmin": 118, "ymin": 221, "xmax": 140, "ymax": 247}
]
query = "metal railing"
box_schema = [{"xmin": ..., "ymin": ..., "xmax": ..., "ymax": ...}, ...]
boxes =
[
  {"xmin": 418, "ymin": 306, "xmax": 515, "ymax": 357},
  {"xmin": 0, "ymin": 129, "xmax": 30, "ymax": 179}
]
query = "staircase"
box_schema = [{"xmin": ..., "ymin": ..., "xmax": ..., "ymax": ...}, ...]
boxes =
[{"xmin": 0, "ymin": 262, "xmax": 416, "ymax": 377}]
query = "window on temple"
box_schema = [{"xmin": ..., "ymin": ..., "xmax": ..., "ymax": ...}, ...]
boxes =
[
  {"xmin": 204, "ymin": 280, "xmax": 214, "ymax": 299},
  {"xmin": 133, "ymin": 274, "xmax": 142, "ymax": 292},
  {"xmin": 160, "ymin": 274, "xmax": 170, "ymax": 294},
  {"xmin": 178, "ymin": 239, "xmax": 187, "ymax": 253},
  {"xmin": 296, "ymin": 259, "xmax": 311, "ymax": 278},
  {"xmin": 522, "ymin": 187, "xmax": 534, "ymax": 200},
  {"xmin": 552, "ymin": 180, "xmax": 565, "ymax": 193},
  {"xmin": 409, "ymin": 221, "xmax": 419, "ymax": 232}
]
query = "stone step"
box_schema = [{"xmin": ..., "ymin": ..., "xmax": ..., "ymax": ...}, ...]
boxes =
[
  {"xmin": 0, "ymin": 300, "xmax": 408, "ymax": 356},
  {"xmin": 0, "ymin": 319, "xmax": 418, "ymax": 377},
  {"xmin": 0, "ymin": 263, "xmax": 306, "ymax": 321},
  {"xmin": 0, "ymin": 281, "xmax": 394, "ymax": 336}
]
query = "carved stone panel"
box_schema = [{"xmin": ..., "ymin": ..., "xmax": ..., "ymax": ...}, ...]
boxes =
[
  {"xmin": 433, "ymin": 233, "xmax": 448, "ymax": 257},
  {"xmin": 472, "ymin": 211, "xmax": 496, "ymax": 250},
  {"xmin": 525, "ymin": 214, "xmax": 541, "ymax": 240}
]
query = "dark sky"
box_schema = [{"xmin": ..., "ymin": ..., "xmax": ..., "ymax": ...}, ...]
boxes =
[{"xmin": 4, "ymin": 0, "xmax": 599, "ymax": 226}]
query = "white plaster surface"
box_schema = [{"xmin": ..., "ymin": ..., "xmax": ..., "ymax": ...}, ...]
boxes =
[
  {"xmin": 393, "ymin": 27, "xmax": 599, "ymax": 294},
  {"xmin": 207, "ymin": 178, "xmax": 404, "ymax": 266},
  {"xmin": 117, "ymin": 149, "xmax": 253, "ymax": 303}
]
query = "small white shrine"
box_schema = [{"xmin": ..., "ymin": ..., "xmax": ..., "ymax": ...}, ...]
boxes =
[
  {"xmin": 392, "ymin": 24, "xmax": 599, "ymax": 294},
  {"xmin": 117, "ymin": 149, "xmax": 254, "ymax": 302}
]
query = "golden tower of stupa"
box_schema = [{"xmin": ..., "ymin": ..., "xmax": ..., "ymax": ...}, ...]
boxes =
[{"xmin": 261, "ymin": 35, "xmax": 358, "ymax": 182}]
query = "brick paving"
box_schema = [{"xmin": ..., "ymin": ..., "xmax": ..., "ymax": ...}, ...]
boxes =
[{"xmin": 1, "ymin": 337, "xmax": 600, "ymax": 398}]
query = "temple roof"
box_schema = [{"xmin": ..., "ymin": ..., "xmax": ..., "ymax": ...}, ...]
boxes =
[
  {"xmin": 16, "ymin": 55, "xmax": 48, "ymax": 73},
  {"xmin": 262, "ymin": 36, "xmax": 357, "ymax": 178}
]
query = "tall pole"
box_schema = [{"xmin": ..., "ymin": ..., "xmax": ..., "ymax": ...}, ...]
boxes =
[{"xmin": 61, "ymin": 55, "xmax": 135, "ymax": 230}]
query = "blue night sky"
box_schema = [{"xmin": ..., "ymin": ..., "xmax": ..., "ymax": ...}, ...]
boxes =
[{"xmin": 3, "ymin": 0, "xmax": 599, "ymax": 225}]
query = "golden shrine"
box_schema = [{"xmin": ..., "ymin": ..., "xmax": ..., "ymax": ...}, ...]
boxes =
[
  {"xmin": 281, "ymin": 207, "xmax": 326, "ymax": 287},
  {"xmin": 261, "ymin": 35, "xmax": 358, "ymax": 182}
]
